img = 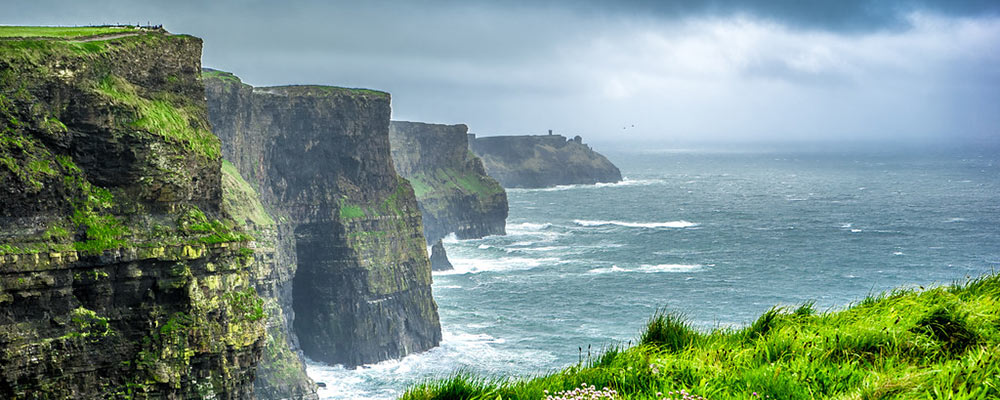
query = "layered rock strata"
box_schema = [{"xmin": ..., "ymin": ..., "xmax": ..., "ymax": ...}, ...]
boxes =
[
  {"xmin": 0, "ymin": 29, "xmax": 265, "ymax": 398},
  {"xmin": 469, "ymin": 134, "xmax": 622, "ymax": 188},
  {"xmin": 204, "ymin": 71, "xmax": 442, "ymax": 369},
  {"xmin": 388, "ymin": 121, "xmax": 507, "ymax": 246}
]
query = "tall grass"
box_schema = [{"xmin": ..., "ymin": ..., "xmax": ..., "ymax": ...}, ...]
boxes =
[{"xmin": 400, "ymin": 273, "xmax": 1000, "ymax": 400}]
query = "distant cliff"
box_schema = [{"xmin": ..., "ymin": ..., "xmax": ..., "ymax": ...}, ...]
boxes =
[
  {"xmin": 0, "ymin": 29, "xmax": 264, "ymax": 398},
  {"xmin": 469, "ymin": 134, "xmax": 622, "ymax": 188},
  {"xmin": 204, "ymin": 70, "xmax": 442, "ymax": 375},
  {"xmin": 389, "ymin": 121, "xmax": 507, "ymax": 247}
]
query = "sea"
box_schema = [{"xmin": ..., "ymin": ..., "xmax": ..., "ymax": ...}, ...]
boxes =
[{"xmin": 306, "ymin": 145, "xmax": 1000, "ymax": 399}]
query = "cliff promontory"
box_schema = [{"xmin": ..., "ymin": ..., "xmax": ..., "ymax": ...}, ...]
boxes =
[
  {"xmin": 469, "ymin": 134, "xmax": 622, "ymax": 188},
  {"xmin": 1, "ymin": 27, "xmax": 264, "ymax": 398},
  {"xmin": 388, "ymin": 121, "xmax": 507, "ymax": 248},
  {"xmin": 204, "ymin": 71, "xmax": 442, "ymax": 370}
]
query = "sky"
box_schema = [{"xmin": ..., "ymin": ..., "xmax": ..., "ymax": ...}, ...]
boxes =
[{"xmin": 6, "ymin": 0, "xmax": 1000, "ymax": 147}]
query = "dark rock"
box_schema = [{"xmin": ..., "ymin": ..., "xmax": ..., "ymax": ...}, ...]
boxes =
[
  {"xmin": 469, "ymin": 134, "xmax": 622, "ymax": 188},
  {"xmin": 389, "ymin": 121, "xmax": 508, "ymax": 244},
  {"xmin": 430, "ymin": 240, "xmax": 454, "ymax": 271},
  {"xmin": 204, "ymin": 72, "xmax": 442, "ymax": 371},
  {"xmin": 1, "ymin": 31, "xmax": 263, "ymax": 398}
]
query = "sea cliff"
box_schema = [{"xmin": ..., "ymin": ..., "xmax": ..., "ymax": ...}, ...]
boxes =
[
  {"xmin": 0, "ymin": 28, "xmax": 264, "ymax": 398},
  {"xmin": 469, "ymin": 134, "xmax": 622, "ymax": 188},
  {"xmin": 388, "ymin": 121, "xmax": 507, "ymax": 250},
  {"xmin": 204, "ymin": 71, "xmax": 442, "ymax": 372}
]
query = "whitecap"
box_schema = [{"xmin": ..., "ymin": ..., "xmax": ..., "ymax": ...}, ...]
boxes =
[
  {"xmin": 892, "ymin": 251, "xmax": 904, "ymax": 256},
  {"xmin": 573, "ymin": 219, "xmax": 698, "ymax": 229},
  {"xmin": 850, "ymin": 229, "xmax": 863, "ymax": 233},
  {"xmin": 506, "ymin": 178, "xmax": 663, "ymax": 193},
  {"xmin": 588, "ymin": 264, "xmax": 702, "ymax": 274},
  {"xmin": 636, "ymin": 264, "xmax": 703, "ymax": 273},
  {"xmin": 434, "ymin": 255, "xmax": 562, "ymax": 275},
  {"xmin": 507, "ymin": 222, "xmax": 551, "ymax": 232}
]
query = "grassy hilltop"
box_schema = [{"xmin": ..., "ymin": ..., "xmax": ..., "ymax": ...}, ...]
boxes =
[{"xmin": 403, "ymin": 273, "xmax": 999, "ymax": 400}]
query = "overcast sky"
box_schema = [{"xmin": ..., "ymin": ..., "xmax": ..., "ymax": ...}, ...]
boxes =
[{"xmin": 7, "ymin": 0, "xmax": 1000, "ymax": 146}]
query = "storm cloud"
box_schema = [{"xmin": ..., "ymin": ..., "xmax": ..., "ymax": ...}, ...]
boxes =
[{"xmin": 6, "ymin": 0, "xmax": 999, "ymax": 146}]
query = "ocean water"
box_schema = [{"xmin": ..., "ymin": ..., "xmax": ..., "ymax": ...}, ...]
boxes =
[{"xmin": 307, "ymin": 147, "xmax": 1000, "ymax": 399}]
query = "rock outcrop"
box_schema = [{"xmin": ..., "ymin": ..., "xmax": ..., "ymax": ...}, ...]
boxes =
[
  {"xmin": 429, "ymin": 240, "xmax": 454, "ymax": 271},
  {"xmin": 388, "ymin": 121, "xmax": 507, "ymax": 245},
  {"xmin": 0, "ymin": 29, "xmax": 265, "ymax": 398},
  {"xmin": 469, "ymin": 134, "xmax": 622, "ymax": 188},
  {"xmin": 204, "ymin": 71, "xmax": 442, "ymax": 370}
]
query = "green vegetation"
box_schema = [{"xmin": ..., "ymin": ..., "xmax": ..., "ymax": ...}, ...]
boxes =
[
  {"xmin": 339, "ymin": 200, "xmax": 366, "ymax": 220},
  {"xmin": 402, "ymin": 274, "xmax": 1000, "ymax": 400},
  {"xmin": 60, "ymin": 307, "xmax": 113, "ymax": 339},
  {"xmin": 0, "ymin": 26, "xmax": 138, "ymax": 39},
  {"xmin": 220, "ymin": 159, "xmax": 275, "ymax": 227},
  {"xmin": 176, "ymin": 206, "xmax": 252, "ymax": 244},
  {"xmin": 97, "ymin": 75, "xmax": 221, "ymax": 159},
  {"xmin": 226, "ymin": 287, "xmax": 266, "ymax": 323},
  {"xmin": 408, "ymin": 167, "xmax": 504, "ymax": 199},
  {"xmin": 67, "ymin": 175, "xmax": 129, "ymax": 254},
  {"xmin": 201, "ymin": 69, "xmax": 243, "ymax": 85}
]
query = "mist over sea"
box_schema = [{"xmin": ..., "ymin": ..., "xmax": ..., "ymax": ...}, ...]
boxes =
[{"xmin": 307, "ymin": 147, "xmax": 999, "ymax": 399}]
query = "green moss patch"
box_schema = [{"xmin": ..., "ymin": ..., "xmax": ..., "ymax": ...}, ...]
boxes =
[
  {"xmin": 220, "ymin": 159, "xmax": 275, "ymax": 228},
  {"xmin": 97, "ymin": 76, "xmax": 220, "ymax": 160}
]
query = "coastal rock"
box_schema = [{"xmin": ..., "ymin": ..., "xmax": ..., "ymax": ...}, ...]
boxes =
[
  {"xmin": 204, "ymin": 71, "xmax": 442, "ymax": 370},
  {"xmin": 469, "ymin": 134, "xmax": 622, "ymax": 188},
  {"xmin": 0, "ymin": 30, "xmax": 264, "ymax": 398},
  {"xmin": 429, "ymin": 240, "xmax": 454, "ymax": 271},
  {"xmin": 389, "ymin": 121, "xmax": 508, "ymax": 245}
]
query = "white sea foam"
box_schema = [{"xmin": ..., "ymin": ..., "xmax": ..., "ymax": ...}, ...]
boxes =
[
  {"xmin": 574, "ymin": 219, "xmax": 698, "ymax": 229},
  {"xmin": 637, "ymin": 264, "xmax": 704, "ymax": 273},
  {"xmin": 434, "ymin": 255, "xmax": 562, "ymax": 275},
  {"xmin": 507, "ymin": 222, "xmax": 552, "ymax": 232},
  {"xmin": 306, "ymin": 329, "xmax": 542, "ymax": 400},
  {"xmin": 588, "ymin": 264, "xmax": 703, "ymax": 274},
  {"xmin": 506, "ymin": 178, "xmax": 663, "ymax": 193},
  {"xmin": 850, "ymin": 229, "xmax": 863, "ymax": 233}
]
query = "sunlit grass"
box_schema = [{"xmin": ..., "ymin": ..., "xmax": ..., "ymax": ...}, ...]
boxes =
[
  {"xmin": 0, "ymin": 26, "xmax": 137, "ymax": 39},
  {"xmin": 401, "ymin": 273, "xmax": 1000, "ymax": 399}
]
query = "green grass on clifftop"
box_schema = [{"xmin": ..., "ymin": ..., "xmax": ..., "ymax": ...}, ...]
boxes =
[
  {"xmin": 0, "ymin": 26, "xmax": 137, "ymax": 39},
  {"xmin": 402, "ymin": 273, "xmax": 1000, "ymax": 400}
]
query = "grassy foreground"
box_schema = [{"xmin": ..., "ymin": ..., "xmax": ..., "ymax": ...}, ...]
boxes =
[{"xmin": 402, "ymin": 273, "xmax": 1000, "ymax": 399}]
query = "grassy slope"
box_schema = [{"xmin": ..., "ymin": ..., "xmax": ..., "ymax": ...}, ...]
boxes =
[
  {"xmin": 0, "ymin": 26, "xmax": 138, "ymax": 38},
  {"xmin": 402, "ymin": 273, "xmax": 1000, "ymax": 400}
]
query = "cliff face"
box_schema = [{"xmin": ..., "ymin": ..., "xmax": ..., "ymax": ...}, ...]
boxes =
[
  {"xmin": 469, "ymin": 134, "xmax": 622, "ymax": 188},
  {"xmin": 389, "ymin": 121, "xmax": 507, "ymax": 244},
  {"xmin": 204, "ymin": 72, "xmax": 442, "ymax": 369},
  {"xmin": 0, "ymin": 30, "xmax": 264, "ymax": 398}
]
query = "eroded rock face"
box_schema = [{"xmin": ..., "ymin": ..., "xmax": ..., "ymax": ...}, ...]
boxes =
[
  {"xmin": 205, "ymin": 72, "xmax": 442, "ymax": 370},
  {"xmin": 469, "ymin": 134, "xmax": 622, "ymax": 188},
  {"xmin": 388, "ymin": 121, "xmax": 508, "ymax": 244},
  {"xmin": 0, "ymin": 31, "xmax": 264, "ymax": 398},
  {"xmin": 429, "ymin": 240, "xmax": 454, "ymax": 271}
]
